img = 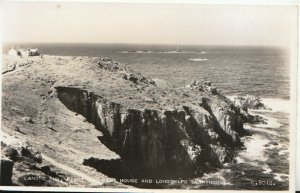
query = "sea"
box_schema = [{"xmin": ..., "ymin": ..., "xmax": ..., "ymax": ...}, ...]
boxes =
[{"xmin": 2, "ymin": 43, "xmax": 291, "ymax": 190}]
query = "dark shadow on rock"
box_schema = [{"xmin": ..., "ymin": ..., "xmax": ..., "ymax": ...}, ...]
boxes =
[
  {"xmin": 0, "ymin": 158, "xmax": 14, "ymax": 185},
  {"xmin": 97, "ymin": 136, "xmax": 119, "ymax": 154},
  {"xmin": 200, "ymin": 98, "xmax": 241, "ymax": 147},
  {"xmin": 21, "ymin": 146, "xmax": 42, "ymax": 163},
  {"xmin": 82, "ymin": 157, "xmax": 173, "ymax": 188},
  {"xmin": 83, "ymin": 157, "xmax": 133, "ymax": 180},
  {"xmin": 41, "ymin": 165, "xmax": 67, "ymax": 182}
]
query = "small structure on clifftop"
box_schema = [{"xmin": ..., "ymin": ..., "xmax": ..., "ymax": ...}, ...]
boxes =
[
  {"xmin": 8, "ymin": 47, "xmax": 40, "ymax": 57},
  {"xmin": 8, "ymin": 47, "xmax": 20, "ymax": 56}
]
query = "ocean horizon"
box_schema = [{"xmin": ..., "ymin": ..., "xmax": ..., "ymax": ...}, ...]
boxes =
[{"xmin": 3, "ymin": 43, "xmax": 290, "ymax": 99}]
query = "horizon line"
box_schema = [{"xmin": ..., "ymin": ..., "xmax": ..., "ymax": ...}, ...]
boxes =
[{"xmin": 2, "ymin": 41, "xmax": 287, "ymax": 48}]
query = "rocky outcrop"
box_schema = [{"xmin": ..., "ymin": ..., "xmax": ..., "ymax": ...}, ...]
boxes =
[
  {"xmin": 55, "ymin": 84, "xmax": 249, "ymax": 179},
  {"xmin": 40, "ymin": 165, "xmax": 67, "ymax": 182},
  {"xmin": 2, "ymin": 54, "xmax": 269, "ymax": 187},
  {"xmin": 230, "ymin": 95, "xmax": 268, "ymax": 125},
  {"xmin": 96, "ymin": 58, "xmax": 155, "ymax": 85},
  {"xmin": 1, "ymin": 158, "xmax": 14, "ymax": 185},
  {"xmin": 233, "ymin": 95, "xmax": 269, "ymax": 111},
  {"xmin": 187, "ymin": 80, "xmax": 220, "ymax": 95},
  {"xmin": 1, "ymin": 140, "xmax": 68, "ymax": 186},
  {"xmin": 20, "ymin": 142, "xmax": 43, "ymax": 163},
  {"xmin": 83, "ymin": 157, "xmax": 132, "ymax": 180}
]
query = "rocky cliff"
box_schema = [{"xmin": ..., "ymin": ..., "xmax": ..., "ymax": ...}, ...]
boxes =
[
  {"xmin": 1, "ymin": 55, "xmax": 260, "ymax": 187},
  {"xmin": 53, "ymin": 61, "xmax": 251, "ymax": 179}
]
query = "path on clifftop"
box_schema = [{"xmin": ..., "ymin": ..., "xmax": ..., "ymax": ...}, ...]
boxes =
[
  {"xmin": 42, "ymin": 153, "xmax": 102, "ymax": 186},
  {"xmin": 2, "ymin": 63, "xmax": 17, "ymax": 75},
  {"xmin": 2, "ymin": 60, "xmax": 33, "ymax": 75}
]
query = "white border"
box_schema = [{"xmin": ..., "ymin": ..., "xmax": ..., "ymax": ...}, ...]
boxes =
[{"xmin": 0, "ymin": 0, "xmax": 298, "ymax": 192}]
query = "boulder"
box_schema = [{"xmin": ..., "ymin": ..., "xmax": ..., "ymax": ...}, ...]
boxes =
[
  {"xmin": 22, "ymin": 116, "xmax": 34, "ymax": 123},
  {"xmin": 3, "ymin": 146, "xmax": 19, "ymax": 161},
  {"xmin": 187, "ymin": 80, "xmax": 220, "ymax": 95},
  {"xmin": 125, "ymin": 73, "xmax": 138, "ymax": 83},
  {"xmin": 101, "ymin": 57, "xmax": 112, "ymax": 62},
  {"xmin": 0, "ymin": 158, "xmax": 14, "ymax": 185},
  {"xmin": 21, "ymin": 142, "xmax": 42, "ymax": 163},
  {"xmin": 41, "ymin": 165, "xmax": 66, "ymax": 181},
  {"xmin": 203, "ymin": 81, "xmax": 212, "ymax": 86}
]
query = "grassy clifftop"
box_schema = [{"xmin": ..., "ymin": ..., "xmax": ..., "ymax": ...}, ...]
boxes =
[{"xmin": 1, "ymin": 55, "xmax": 249, "ymax": 188}]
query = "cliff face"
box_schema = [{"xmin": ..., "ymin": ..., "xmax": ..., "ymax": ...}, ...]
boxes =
[
  {"xmin": 55, "ymin": 85, "xmax": 247, "ymax": 178},
  {"xmin": 1, "ymin": 55, "xmax": 255, "ymax": 186}
]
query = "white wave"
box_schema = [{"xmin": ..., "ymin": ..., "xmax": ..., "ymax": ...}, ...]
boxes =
[
  {"xmin": 201, "ymin": 169, "xmax": 232, "ymax": 185},
  {"xmin": 226, "ymin": 95, "xmax": 236, "ymax": 101},
  {"xmin": 274, "ymin": 173, "xmax": 289, "ymax": 182},
  {"xmin": 278, "ymin": 148, "xmax": 289, "ymax": 156},
  {"xmin": 265, "ymin": 142, "xmax": 281, "ymax": 150},
  {"xmin": 247, "ymin": 125, "xmax": 279, "ymax": 136},
  {"xmin": 226, "ymin": 95, "xmax": 290, "ymax": 114},
  {"xmin": 234, "ymin": 156, "xmax": 245, "ymax": 164},
  {"xmin": 265, "ymin": 142, "xmax": 288, "ymax": 156},
  {"xmin": 262, "ymin": 164, "xmax": 272, "ymax": 174},
  {"xmin": 249, "ymin": 114, "xmax": 282, "ymax": 130},
  {"xmin": 188, "ymin": 58, "xmax": 208, "ymax": 61},
  {"xmin": 161, "ymin": 51, "xmax": 199, "ymax": 54},
  {"xmin": 260, "ymin": 98, "xmax": 290, "ymax": 114},
  {"xmin": 227, "ymin": 95, "xmax": 285, "ymax": 135},
  {"xmin": 239, "ymin": 134, "xmax": 270, "ymax": 162},
  {"xmin": 119, "ymin": 51, "xmax": 153, "ymax": 53}
]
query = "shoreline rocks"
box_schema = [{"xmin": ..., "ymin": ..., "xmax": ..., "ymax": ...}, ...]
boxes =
[
  {"xmin": 233, "ymin": 95, "xmax": 270, "ymax": 111},
  {"xmin": 1, "ymin": 55, "xmax": 270, "ymax": 187}
]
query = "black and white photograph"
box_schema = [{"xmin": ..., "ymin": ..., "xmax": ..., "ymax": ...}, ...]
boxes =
[{"xmin": 0, "ymin": 0, "xmax": 298, "ymax": 192}]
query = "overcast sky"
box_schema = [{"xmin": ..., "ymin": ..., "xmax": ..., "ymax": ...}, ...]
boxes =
[{"xmin": 2, "ymin": 2, "xmax": 297, "ymax": 46}]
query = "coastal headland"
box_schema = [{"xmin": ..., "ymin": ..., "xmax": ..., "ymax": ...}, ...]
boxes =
[{"xmin": 1, "ymin": 54, "xmax": 264, "ymax": 188}]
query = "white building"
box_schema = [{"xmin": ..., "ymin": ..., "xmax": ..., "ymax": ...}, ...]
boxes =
[
  {"xmin": 19, "ymin": 48, "xmax": 40, "ymax": 56},
  {"xmin": 8, "ymin": 47, "xmax": 40, "ymax": 57},
  {"xmin": 8, "ymin": 47, "xmax": 20, "ymax": 56}
]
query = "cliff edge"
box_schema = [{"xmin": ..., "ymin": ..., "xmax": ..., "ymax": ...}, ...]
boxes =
[{"xmin": 1, "ymin": 55, "xmax": 256, "ymax": 187}]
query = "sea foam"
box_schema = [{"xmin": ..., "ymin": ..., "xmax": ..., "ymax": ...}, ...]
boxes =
[
  {"xmin": 188, "ymin": 58, "xmax": 208, "ymax": 61},
  {"xmin": 227, "ymin": 95, "xmax": 290, "ymax": 114},
  {"xmin": 260, "ymin": 98, "xmax": 290, "ymax": 114},
  {"xmin": 239, "ymin": 134, "xmax": 269, "ymax": 162}
]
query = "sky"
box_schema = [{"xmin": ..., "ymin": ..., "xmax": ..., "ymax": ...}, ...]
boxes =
[{"xmin": 2, "ymin": 1, "xmax": 297, "ymax": 46}]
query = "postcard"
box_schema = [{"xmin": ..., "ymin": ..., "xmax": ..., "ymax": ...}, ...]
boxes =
[{"xmin": 1, "ymin": 1, "xmax": 297, "ymax": 192}]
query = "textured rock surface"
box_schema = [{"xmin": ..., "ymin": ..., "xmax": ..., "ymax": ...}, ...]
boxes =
[
  {"xmin": 233, "ymin": 95, "xmax": 269, "ymax": 110},
  {"xmin": 1, "ymin": 139, "xmax": 68, "ymax": 186},
  {"xmin": 1, "ymin": 55, "xmax": 261, "ymax": 186},
  {"xmin": 1, "ymin": 158, "xmax": 14, "ymax": 185},
  {"xmin": 54, "ymin": 84, "xmax": 248, "ymax": 178}
]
